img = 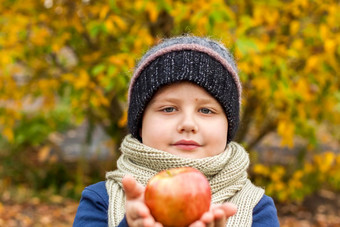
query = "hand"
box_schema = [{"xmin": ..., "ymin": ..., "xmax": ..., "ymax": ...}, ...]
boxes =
[
  {"xmin": 189, "ymin": 203, "xmax": 237, "ymax": 227},
  {"xmin": 122, "ymin": 175, "xmax": 163, "ymax": 227}
]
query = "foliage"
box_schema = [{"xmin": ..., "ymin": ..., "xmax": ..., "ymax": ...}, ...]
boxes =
[
  {"xmin": 252, "ymin": 151, "xmax": 340, "ymax": 203},
  {"xmin": 0, "ymin": 0, "xmax": 339, "ymax": 202}
]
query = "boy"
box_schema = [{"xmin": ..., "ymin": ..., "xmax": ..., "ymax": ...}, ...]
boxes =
[{"xmin": 73, "ymin": 36, "xmax": 279, "ymax": 227}]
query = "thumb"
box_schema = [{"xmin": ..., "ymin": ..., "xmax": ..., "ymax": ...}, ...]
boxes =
[{"xmin": 122, "ymin": 175, "xmax": 144, "ymax": 200}]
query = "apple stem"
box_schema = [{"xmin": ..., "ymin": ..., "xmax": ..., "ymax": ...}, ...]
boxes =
[{"xmin": 166, "ymin": 170, "xmax": 172, "ymax": 177}]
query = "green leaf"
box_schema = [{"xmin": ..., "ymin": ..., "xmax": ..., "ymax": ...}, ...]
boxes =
[
  {"xmin": 107, "ymin": 65, "xmax": 117, "ymax": 76},
  {"xmin": 236, "ymin": 37, "xmax": 259, "ymax": 55},
  {"xmin": 91, "ymin": 64, "xmax": 106, "ymax": 76}
]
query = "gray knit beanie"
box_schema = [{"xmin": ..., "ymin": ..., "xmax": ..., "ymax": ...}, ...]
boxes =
[{"xmin": 127, "ymin": 36, "xmax": 242, "ymax": 144}]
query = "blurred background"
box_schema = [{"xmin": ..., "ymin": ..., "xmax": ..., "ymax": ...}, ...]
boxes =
[{"xmin": 0, "ymin": 0, "xmax": 339, "ymax": 226}]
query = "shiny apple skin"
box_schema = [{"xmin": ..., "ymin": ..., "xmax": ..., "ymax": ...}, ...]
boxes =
[{"xmin": 145, "ymin": 167, "xmax": 211, "ymax": 227}]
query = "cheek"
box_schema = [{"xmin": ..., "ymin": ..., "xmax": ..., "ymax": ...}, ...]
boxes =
[
  {"xmin": 207, "ymin": 119, "xmax": 228, "ymax": 150},
  {"xmin": 141, "ymin": 115, "xmax": 170, "ymax": 143},
  {"xmin": 141, "ymin": 123, "xmax": 170, "ymax": 151}
]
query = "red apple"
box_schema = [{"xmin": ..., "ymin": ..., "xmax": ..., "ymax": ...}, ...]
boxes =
[{"xmin": 144, "ymin": 167, "xmax": 211, "ymax": 227}]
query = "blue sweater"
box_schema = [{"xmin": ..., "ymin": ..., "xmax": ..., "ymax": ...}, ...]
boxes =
[{"xmin": 73, "ymin": 181, "xmax": 280, "ymax": 227}]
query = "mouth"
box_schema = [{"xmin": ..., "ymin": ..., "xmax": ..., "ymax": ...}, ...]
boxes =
[{"xmin": 173, "ymin": 140, "xmax": 201, "ymax": 150}]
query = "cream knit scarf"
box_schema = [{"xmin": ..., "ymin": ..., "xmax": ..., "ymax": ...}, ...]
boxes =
[{"xmin": 106, "ymin": 135, "xmax": 264, "ymax": 227}]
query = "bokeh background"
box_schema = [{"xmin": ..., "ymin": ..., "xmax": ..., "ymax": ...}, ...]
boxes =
[{"xmin": 0, "ymin": 0, "xmax": 339, "ymax": 226}]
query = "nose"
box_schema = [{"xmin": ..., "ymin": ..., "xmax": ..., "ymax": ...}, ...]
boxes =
[{"xmin": 177, "ymin": 112, "xmax": 198, "ymax": 134}]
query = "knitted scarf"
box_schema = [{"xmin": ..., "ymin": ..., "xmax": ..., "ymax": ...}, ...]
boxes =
[{"xmin": 106, "ymin": 135, "xmax": 264, "ymax": 227}]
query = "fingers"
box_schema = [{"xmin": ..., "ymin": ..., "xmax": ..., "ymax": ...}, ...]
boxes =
[
  {"xmin": 193, "ymin": 203, "xmax": 237, "ymax": 227},
  {"xmin": 154, "ymin": 222, "xmax": 163, "ymax": 227},
  {"xmin": 128, "ymin": 215, "xmax": 164, "ymax": 227},
  {"xmin": 212, "ymin": 208, "xmax": 226, "ymax": 227},
  {"xmin": 126, "ymin": 199, "xmax": 150, "ymax": 219},
  {"xmin": 199, "ymin": 211, "xmax": 214, "ymax": 224},
  {"xmin": 199, "ymin": 210, "xmax": 223, "ymax": 227},
  {"xmin": 123, "ymin": 175, "xmax": 144, "ymax": 200},
  {"xmin": 212, "ymin": 203, "xmax": 237, "ymax": 227},
  {"xmin": 131, "ymin": 216, "xmax": 157, "ymax": 227},
  {"xmin": 218, "ymin": 202, "xmax": 237, "ymax": 217},
  {"xmin": 123, "ymin": 175, "xmax": 152, "ymax": 226},
  {"xmin": 189, "ymin": 221, "xmax": 205, "ymax": 227}
]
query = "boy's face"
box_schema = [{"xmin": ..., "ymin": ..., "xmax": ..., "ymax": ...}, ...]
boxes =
[{"xmin": 141, "ymin": 82, "xmax": 228, "ymax": 159}]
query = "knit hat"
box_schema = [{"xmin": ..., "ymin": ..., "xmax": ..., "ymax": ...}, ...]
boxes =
[{"xmin": 127, "ymin": 36, "xmax": 242, "ymax": 143}]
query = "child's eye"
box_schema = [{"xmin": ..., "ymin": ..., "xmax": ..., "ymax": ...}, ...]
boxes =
[
  {"xmin": 199, "ymin": 108, "xmax": 213, "ymax": 114},
  {"xmin": 162, "ymin": 107, "xmax": 176, "ymax": 113}
]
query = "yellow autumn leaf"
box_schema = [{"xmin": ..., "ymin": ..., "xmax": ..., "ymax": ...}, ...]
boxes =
[
  {"xmin": 326, "ymin": 4, "xmax": 339, "ymax": 27},
  {"xmin": 265, "ymin": 9, "xmax": 279, "ymax": 26},
  {"xmin": 289, "ymin": 178, "xmax": 302, "ymax": 189},
  {"xmin": 146, "ymin": 2, "xmax": 158, "ymax": 23},
  {"xmin": 30, "ymin": 27, "xmax": 50, "ymax": 46},
  {"xmin": 294, "ymin": 0, "xmax": 307, "ymax": 8},
  {"xmin": 82, "ymin": 51, "xmax": 102, "ymax": 63},
  {"xmin": 42, "ymin": 95, "xmax": 56, "ymax": 109},
  {"xmin": 292, "ymin": 170, "xmax": 303, "ymax": 180},
  {"xmin": 252, "ymin": 54, "xmax": 263, "ymax": 70},
  {"xmin": 108, "ymin": 56, "xmax": 124, "ymax": 67},
  {"xmin": 319, "ymin": 152, "xmax": 335, "ymax": 173},
  {"xmin": 336, "ymin": 155, "xmax": 340, "ymax": 165},
  {"xmin": 303, "ymin": 162, "xmax": 314, "ymax": 174},
  {"xmin": 253, "ymin": 164, "xmax": 270, "ymax": 176},
  {"xmin": 71, "ymin": 99, "xmax": 81, "ymax": 110},
  {"xmin": 113, "ymin": 15, "xmax": 127, "ymax": 31},
  {"xmin": 290, "ymin": 20, "xmax": 300, "ymax": 35},
  {"xmin": 100, "ymin": 5, "xmax": 110, "ymax": 19},
  {"xmin": 135, "ymin": 0, "xmax": 145, "ymax": 11},
  {"xmin": 72, "ymin": 17, "xmax": 85, "ymax": 33},
  {"xmin": 52, "ymin": 32, "xmax": 71, "ymax": 52},
  {"xmin": 90, "ymin": 96, "xmax": 100, "ymax": 108},
  {"xmin": 319, "ymin": 24, "xmax": 329, "ymax": 41},
  {"xmin": 291, "ymin": 39, "xmax": 304, "ymax": 51},
  {"xmin": 273, "ymin": 86, "xmax": 289, "ymax": 108},
  {"xmin": 277, "ymin": 120, "xmax": 295, "ymax": 147},
  {"xmin": 276, "ymin": 166, "xmax": 286, "ymax": 177},
  {"xmin": 234, "ymin": 48, "xmax": 245, "ymax": 62},
  {"xmin": 109, "ymin": 53, "xmax": 135, "ymax": 69},
  {"xmin": 80, "ymin": 92, "xmax": 90, "ymax": 106},
  {"xmin": 252, "ymin": 77, "xmax": 271, "ymax": 98},
  {"xmin": 270, "ymin": 172, "xmax": 282, "ymax": 182},
  {"xmin": 305, "ymin": 55, "xmax": 319, "ymax": 73},
  {"xmin": 74, "ymin": 70, "xmax": 90, "ymax": 89},
  {"xmin": 0, "ymin": 201, "xmax": 3, "ymax": 213},
  {"xmin": 324, "ymin": 39, "xmax": 336, "ymax": 54},
  {"xmin": 296, "ymin": 103, "xmax": 307, "ymax": 121},
  {"xmin": 52, "ymin": 43, "xmax": 62, "ymax": 52},
  {"xmin": 2, "ymin": 127, "xmax": 14, "ymax": 142},
  {"xmin": 38, "ymin": 146, "xmax": 51, "ymax": 162},
  {"xmin": 252, "ymin": 6, "xmax": 265, "ymax": 26},
  {"xmin": 295, "ymin": 79, "xmax": 313, "ymax": 101},
  {"xmin": 291, "ymin": 4, "xmax": 301, "ymax": 17},
  {"xmin": 118, "ymin": 109, "xmax": 128, "ymax": 128},
  {"xmin": 61, "ymin": 73, "xmax": 75, "ymax": 82},
  {"xmin": 136, "ymin": 28, "xmax": 154, "ymax": 50},
  {"xmin": 105, "ymin": 19, "xmax": 115, "ymax": 33},
  {"xmin": 274, "ymin": 181, "xmax": 285, "ymax": 191},
  {"xmin": 93, "ymin": 87, "xmax": 110, "ymax": 107},
  {"xmin": 100, "ymin": 96, "xmax": 110, "ymax": 107},
  {"xmin": 0, "ymin": 52, "xmax": 12, "ymax": 65}
]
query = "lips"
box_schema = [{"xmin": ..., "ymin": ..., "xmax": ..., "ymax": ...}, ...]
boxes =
[{"xmin": 173, "ymin": 140, "xmax": 201, "ymax": 150}]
